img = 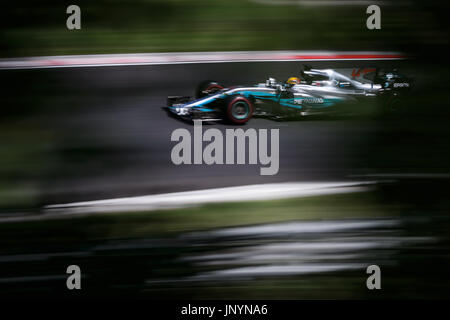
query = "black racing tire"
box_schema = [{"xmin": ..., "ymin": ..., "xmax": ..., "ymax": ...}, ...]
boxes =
[
  {"xmin": 384, "ymin": 95, "xmax": 404, "ymax": 117},
  {"xmin": 225, "ymin": 95, "xmax": 254, "ymax": 125},
  {"xmin": 196, "ymin": 80, "xmax": 224, "ymax": 99}
]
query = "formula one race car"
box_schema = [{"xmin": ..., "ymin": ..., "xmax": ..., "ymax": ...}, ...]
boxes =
[{"xmin": 166, "ymin": 65, "xmax": 412, "ymax": 124}]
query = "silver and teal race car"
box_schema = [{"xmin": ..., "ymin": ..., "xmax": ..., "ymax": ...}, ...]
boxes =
[{"xmin": 166, "ymin": 66, "xmax": 411, "ymax": 124}]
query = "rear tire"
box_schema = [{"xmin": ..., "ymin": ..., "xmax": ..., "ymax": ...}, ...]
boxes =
[
  {"xmin": 225, "ymin": 95, "xmax": 253, "ymax": 124},
  {"xmin": 384, "ymin": 95, "xmax": 404, "ymax": 117},
  {"xmin": 196, "ymin": 81, "xmax": 224, "ymax": 99}
]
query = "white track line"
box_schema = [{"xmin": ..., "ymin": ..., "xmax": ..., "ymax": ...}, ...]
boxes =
[
  {"xmin": 0, "ymin": 51, "xmax": 407, "ymax": 70},
  {"xmin": 39, "ymin": 181, "xmax": 377, "ymax": 217}
]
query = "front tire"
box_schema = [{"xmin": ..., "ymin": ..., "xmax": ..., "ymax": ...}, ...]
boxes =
[{"xmin": 225, "ymin": 96, "xmax": 254, "ymax": 124}]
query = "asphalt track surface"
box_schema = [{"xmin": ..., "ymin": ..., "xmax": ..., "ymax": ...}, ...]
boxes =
[
  {"xmin": 2, "ymin": 60, "xmax": 414, "ymax": 206},
  {"xmin": 3, "ymin": 59, "xmax": 450, "ymax": 300}
]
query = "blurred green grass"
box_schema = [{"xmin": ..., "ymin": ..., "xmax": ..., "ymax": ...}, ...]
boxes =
[
  {"xmin": 0, "ymin": 121, "xmax": 56, "ymax": 210},
  {"xmin": 0, "ymin": 0, "xmax": 443, "ymax": 57},
  {"xmin": 0, "ymin": 191, "xmax": 394, "ymax": 251},
  {"xmin": 0, "ymin": 191, "xmax": 424, "ymax": 299}
]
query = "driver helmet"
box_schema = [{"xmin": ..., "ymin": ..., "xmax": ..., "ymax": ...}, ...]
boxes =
[{"xmin": 286, "ymin": 77, "xmax": 301, "ymax": 86}]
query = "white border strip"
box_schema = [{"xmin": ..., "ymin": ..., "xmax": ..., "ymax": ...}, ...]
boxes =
[
  {"xmin": 0, "ymin": 181, "xmax": 377, "ymax": 223},
  {"xmin": 41, "ymin": 181, "xmax": 377, "ymax": 216},
  {"xmin": 0, "ymin": 51, "xmax": 407, "ymax": 70}
]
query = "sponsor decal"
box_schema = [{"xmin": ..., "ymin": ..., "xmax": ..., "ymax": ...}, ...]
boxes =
[
  {"xmin": 294, "ymin": 98, "xmax": 324, "ymax": 105},
  {"xmin": 393, "ymin": 82, "xmax": 410, "ymax": 88}
]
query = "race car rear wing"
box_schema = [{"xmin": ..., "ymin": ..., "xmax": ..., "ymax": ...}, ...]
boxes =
[
  {"xmin": 300, "ymin": 64, "xmax": 411, "ymax": 87},
  {"xmin": 348, "ymin": 67, "xmax": 412, "ymax": 86}
]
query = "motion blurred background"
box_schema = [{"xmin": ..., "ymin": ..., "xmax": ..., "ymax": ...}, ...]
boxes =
[
  {"xmin": 0, "ymin": 0, "xmax": 449, "ymax": 299},
  {"xmin": 0, "ymin": 0, "xmax": 448, "ymax": 56}
]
